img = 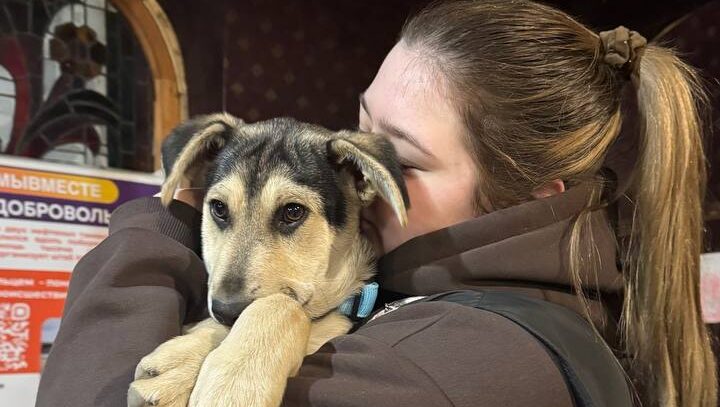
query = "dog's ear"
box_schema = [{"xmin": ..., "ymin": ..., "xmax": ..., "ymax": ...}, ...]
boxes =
[
  {"xmin": 160, "ymin": 113, "xmax": 243, "ymax": 206},
  {"xmin": 328, "ymin": 132, "xmax": 410, "ymax": 226}
]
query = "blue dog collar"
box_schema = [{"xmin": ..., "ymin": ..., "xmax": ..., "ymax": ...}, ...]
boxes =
[{"xmin": 338, "ymin": 282, "xmax": 379, "ymax": 319}]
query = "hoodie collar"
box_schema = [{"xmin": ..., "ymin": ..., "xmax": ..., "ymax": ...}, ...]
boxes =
[{"xmin": 377, "ymin": 183, "xmax": 624, "ymax": 299}]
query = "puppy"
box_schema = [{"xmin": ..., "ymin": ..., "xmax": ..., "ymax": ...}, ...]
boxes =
[{"xmin": 127, "ymin": 114, "xmax": 408, "ymax": 407}]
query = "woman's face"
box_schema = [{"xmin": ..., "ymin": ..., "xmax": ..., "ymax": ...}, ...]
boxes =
[{"xmin": 359, "ymin": 42, "xmax": 479, "ymax": 255}]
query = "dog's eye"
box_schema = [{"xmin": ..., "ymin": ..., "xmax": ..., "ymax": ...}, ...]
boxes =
[
  {"xmin": 282, "ymin": 203, "xmax": 306, "ymax": 224},
  {"xmin": 210, "ymin": 199, "xmax": 229, "ymax": 221}
]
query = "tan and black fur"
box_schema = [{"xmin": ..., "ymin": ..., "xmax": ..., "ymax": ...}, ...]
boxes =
[{"xmin": 127, "ymin": 114, "xmax": 408, "ymax": 407}]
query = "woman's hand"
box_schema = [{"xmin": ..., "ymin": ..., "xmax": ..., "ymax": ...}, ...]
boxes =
[
  {"xmin": 172, "ymin": 187, "xmax": 206, "ymax": 210},
  {"xmin": 154, "ymin": 187, "xmax": 206, "ymax": 210}
]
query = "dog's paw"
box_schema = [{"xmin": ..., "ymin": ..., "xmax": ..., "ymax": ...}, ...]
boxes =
[
  {"xmin": 128, "ymin": 319, "xmax": 229, "ymax": 407},
  {"xmin": 127, "ymin": 335, "xmax": 206, "ymax": 407},
  {"xmin": 188, "ymin": 346, "xmax": 278, "ymax": 407},
  {"xmin": 128, "ymin": 373, "xmax": 191, "ymax": 407},
  {"xmin": 188, "ymin": 295, "xmax": 310, "ymax": 407}
]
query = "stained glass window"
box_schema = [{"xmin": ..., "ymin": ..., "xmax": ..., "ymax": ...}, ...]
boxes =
[
  {"xmin": 0, "ymin": 65, "xmax": 14, "ymax": 152},
  {"xmin": 0, "ymin": 0, "xmax": 154, "ymax": 172}
]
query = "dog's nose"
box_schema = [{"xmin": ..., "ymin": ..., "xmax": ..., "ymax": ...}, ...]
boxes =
[{"xmin": 211, "ymin": 299, "xmax": 250, "ymax": 326}]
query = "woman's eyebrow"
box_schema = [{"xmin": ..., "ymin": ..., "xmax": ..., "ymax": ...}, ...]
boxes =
[{"xmin": 359, "ymin": 93, "xmax": 435, "ymax": 159}]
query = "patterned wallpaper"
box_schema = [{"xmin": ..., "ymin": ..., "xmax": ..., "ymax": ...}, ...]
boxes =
[
  {"xmin": 659, "ymin": 1, "xmax": 720, "ymax": 248},
  {"xmin": 161, "ymin": 0, "xmax": 715, "ymax": 130},
  {"xmin": 218, "ymin": 0, "xmax": 422, "ymax": 130}
]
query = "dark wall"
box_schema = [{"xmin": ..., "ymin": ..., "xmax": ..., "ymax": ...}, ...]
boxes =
[
  {"xmin": 552, "ymin": 0, "xmax": 710, "ymax": 35},
  {"xmin": 160, "ymin": 0, "xmax": 422, "ymax": 130},
  {"xmin": 664, "ymin": 2, "xmax": 720, "ymax": 249},
  {"xmin": 160, "ymin": 0, "xmax": 713, "ymax": 126},
  {"xmin": 158, "ymin": 0, "xmax": 225, "ymax": 115}
]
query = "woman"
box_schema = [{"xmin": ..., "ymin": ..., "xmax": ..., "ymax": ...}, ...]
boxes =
[{"xmin": 36, "ymin": 1, "xmax": 716, "ymax": 406}]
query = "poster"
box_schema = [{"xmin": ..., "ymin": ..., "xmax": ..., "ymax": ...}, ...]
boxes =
[
  {"xmin": 0, "ymin": 155, "xmax": 161, "ymax": 406},
  {"xmin": 701, "ymin": 252, "xmax": 720, "ymax": 323}
]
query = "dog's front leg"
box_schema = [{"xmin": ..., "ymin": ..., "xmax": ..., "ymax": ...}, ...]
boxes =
[
  {"xmin": 128, "ymin": 318, "xmax": 229, "ymax": 407},
  {"xmin": 306, "ymin": 311, "xmax": 353, "ymax": 355},
  {"xmin": 189, "ymin": 293, "xmax": 311, "ymax": 407}
]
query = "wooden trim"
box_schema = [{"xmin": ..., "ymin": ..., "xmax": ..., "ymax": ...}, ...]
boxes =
[{"xmin": 110, "ymin": 0, "xmax": 188, "ymax": 170}]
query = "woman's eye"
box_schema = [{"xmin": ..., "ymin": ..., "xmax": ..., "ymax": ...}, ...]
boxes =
[
  {"xmin": 282, "ymin": 203, "xmax": 306, "ymax": 224},
  {"xmin": 400, "ymin": 162, "xmax": 418, "ymax": 173},
  {"xmin": 210, "ymin": 199, "xmax": 229, "ymax": 221}
]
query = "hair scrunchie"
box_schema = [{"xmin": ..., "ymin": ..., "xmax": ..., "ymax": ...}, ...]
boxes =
[{"xmin": 598, "ymin": 26, "xmax": 647, "ymax": 79}]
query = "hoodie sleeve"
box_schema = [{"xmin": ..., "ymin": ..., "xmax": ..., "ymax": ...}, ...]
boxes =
[
  {"xmin": 282, "ymin": 301, "xmax": 574, "ymax": 407},
  {"xmin": 35, "ymin": 197, "xmax": 208, "ymax": 407}
]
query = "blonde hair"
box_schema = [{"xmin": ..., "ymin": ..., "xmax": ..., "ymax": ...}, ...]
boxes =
[{"xmin": 402, "ymin": 1, "xmax": 716, "ymax": 406}]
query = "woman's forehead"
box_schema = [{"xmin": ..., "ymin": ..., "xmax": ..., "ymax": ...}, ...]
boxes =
[
  {"xmin": 366, "ymin": 43, "xmax": 446, "ymax": 108},
  {"xmin": 363, "ymin": 43, "xmax": 465, "ymax": 154}
]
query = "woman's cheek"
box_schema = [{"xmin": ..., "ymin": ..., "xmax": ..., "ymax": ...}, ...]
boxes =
[
  {"xmin": 380, "ymin": 173, "xmax": 436, "ymax": 252},
  {"xmin": 374, "ymin": 171, "xmax": 476, "ymax": 254},
  {"xmin": 404, "ymin": 171, "xmax": 476, "ymax": 238}
]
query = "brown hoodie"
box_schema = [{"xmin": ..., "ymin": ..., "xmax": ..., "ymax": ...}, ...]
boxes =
[{"xmin": 36, "ymin": 185, "xmax": 622, "ymax": 407}]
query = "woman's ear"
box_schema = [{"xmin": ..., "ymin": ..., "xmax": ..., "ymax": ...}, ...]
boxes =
[{"xmin": 531, "ymin": 179, "xmax": 566, "ymax": 199}]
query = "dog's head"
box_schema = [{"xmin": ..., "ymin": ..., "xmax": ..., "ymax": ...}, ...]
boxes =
[{"xmin": 161, "ymin": 114, "xmax": 408, "ymax": 325}]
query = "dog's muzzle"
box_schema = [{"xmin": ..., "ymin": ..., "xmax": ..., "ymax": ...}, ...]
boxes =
[{"xmin": 211, "ymin": 299, "xmax": 252, "ymax": 326}]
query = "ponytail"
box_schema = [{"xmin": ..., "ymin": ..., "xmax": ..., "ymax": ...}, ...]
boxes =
[{"xmin": 623, "ymin": 45, "xmax": 716, "ymax": 407}]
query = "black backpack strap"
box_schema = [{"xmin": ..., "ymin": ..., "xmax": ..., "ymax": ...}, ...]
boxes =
[{"xmin": 425, "ymin": 290, "xmax": 634, "ymax": 407}]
